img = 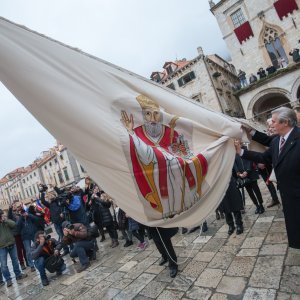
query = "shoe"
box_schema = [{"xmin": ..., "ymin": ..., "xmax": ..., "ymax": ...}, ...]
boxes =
[
  {"xmin": 202, "ymin": 222, "xmax": 208, "ymax": 233},
  {"xmin": 31, "ymin": 267, "xmax": 36, "ymax": 272},
  {"xmin": 6, "ymin": 280, "xmax": 13, "ymax": 287},
  {"xmin": 236, "ymin": 225, "xmax": 244, "ymax": 235},
  {"xmin": 220, "ymin": 212, "xmax": 225, "ymax": 219},
  {"xmin": 159, "ymin": 257, "xmax": 168, "ymax": 266},
  {"xmin": 138, "ymin": 241, "xmax": 148, "ymax": 251},
  {"xmin": 20, "ymin": 263, "xmax": 26, "ymax": 270},
  {"xmin": 72, "ymin": 258, "xmax": 77, "ymax": 264},
  {"xmin": 76, "ymin": 262, "xmax": 90, "ymax": 273},
  {"xmin": 111, "ymin": 240, "xmax": 119, "ymax": 248},
  {"xmin": 181, "ymin": 228, "xmax": 188, "ymax": 234},
  {"xmin": 267, "ymin": 200, "xmax": 280, "ymax": 208},
  {"xmin": 100, "ymin": 236, "xmax": 105, "ymax": 242},
  {"xmin": 56, "ymin": 263, "xmax": 66, "ymax": 276},
  {"xmin": 228, "ymin": 225, "xmax": 235, "ymax": 235},
  {"xmin": 123, "ymin": 240, "xmax": 133, "ymax": 247},
  {"xmin": 42, "ymin": 278, "xmax": 49, "ymax": 286},
  {"xmin": 216, "ymin": 211, "xmax": 220, "ymax": 220},
  {"xmin": 255, "ymin": 206, "xmax": 260, "ymax": 214},
  {"xmin": 16, "ymin": 273, "xmax": 28, "ymax": 281},
  {"xmin": 0, "ymin": 281, "xmax": 4, "ymax": 287},
  {"xmin": 169, "ymin": 267, "xmax": 178, "ymax": 278},
  {"xmin": 258, "ymin": 205, "xmax": 265, "ymax": 214}
]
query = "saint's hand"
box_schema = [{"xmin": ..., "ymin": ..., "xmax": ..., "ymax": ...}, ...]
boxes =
[{"xmin": 121, "ymin": 110, "xmax": 134, "ymax": 133}]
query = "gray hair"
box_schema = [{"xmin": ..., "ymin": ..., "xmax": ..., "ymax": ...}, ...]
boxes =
[{"xmin": 271, "ymin": 107, "xmax": 297, "ymax": 127}]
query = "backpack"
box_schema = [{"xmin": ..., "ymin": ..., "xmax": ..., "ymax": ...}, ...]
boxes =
[
  {"xmin": 45, "ymin": 255, "xmax": 64, "ymax": 273},
  {"xmin": 86, "ymin": 224, "xmax": 100, "ymax": 240}
]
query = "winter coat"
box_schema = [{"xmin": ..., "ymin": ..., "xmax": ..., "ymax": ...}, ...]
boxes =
[
  {"xmin": 16, "ymin": 214, "xmax": 40, "ymax": 241},
  {"xmin": 41, "ymin": 193, "xmax": 64, "ymax": 225},
  {"xmin": 117, "ymin": 208, "xmax": 128, "ymax": 231},
  {"xmin": 93, "ymin": 197, "xmax": 113, "ymax": 227},
  {"xmin": 218, "ymin": 175, "xmax": 244, "ymax": 214},
  {"xmin": 0, "ymin": 219, "xmax": 16, "ymax": 248},
  {"xmin": 234, "ymin": 154, "xmax": 259, "ymax": 181}
]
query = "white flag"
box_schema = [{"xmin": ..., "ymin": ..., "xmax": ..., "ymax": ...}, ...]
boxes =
[{"xmin": 0, "ymin": 18, "xmax": 243, "ymax": 227}]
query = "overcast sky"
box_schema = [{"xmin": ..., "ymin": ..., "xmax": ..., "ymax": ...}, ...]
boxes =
[{"xmin": 0, "ymin": 0, "xmax": 228, "ymax": 178}]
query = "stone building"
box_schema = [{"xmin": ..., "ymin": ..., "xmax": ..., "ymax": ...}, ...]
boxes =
[
  {"xmin": 0, "ymin": 143, "xmax": 88, "ymax": 208},
  {"xmin": 210, "ymin": 0, "xmax": 300, "ymax": 121},
  {"xmin": 150, "ymin": 47, "xmax": 244, "ymax": 118}
]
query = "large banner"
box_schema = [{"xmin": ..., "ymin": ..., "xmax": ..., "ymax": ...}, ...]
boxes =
[{"xmin": 0, "ymin": 17, "xmax": 243, "ymax": 227}]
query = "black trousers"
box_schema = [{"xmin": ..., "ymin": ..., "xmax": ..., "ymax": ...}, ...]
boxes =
[
  {"xmin": 245, "ymin": 180, "xmax": 263, "ymax": 206},
  {"xmin": 149, "ymin": 228, "xmax": 177, "ymax": 269},
  {"xmin": 259, "ymin": 168, "xmax": 279, "ymax": 202},
  {"xmin": 225, "ymin": 211, "xmax": 243, "ymax": 227}
]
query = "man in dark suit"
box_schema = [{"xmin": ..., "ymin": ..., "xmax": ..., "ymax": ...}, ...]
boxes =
[{"xmin": 235, "ymin": 107, "xmax": 300, "ymax": 249}]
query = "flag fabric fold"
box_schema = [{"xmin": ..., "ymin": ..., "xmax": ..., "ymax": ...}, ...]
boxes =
[{"xmin": 0, "ymin": 17, "xmax": 243, "ymax": 227}]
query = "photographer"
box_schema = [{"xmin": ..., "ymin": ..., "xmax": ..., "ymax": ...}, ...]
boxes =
[
  {"xmin": 0, "ymin": 209, "xmax": 27, "ymax": 287},
  {"xmin": 57, "ymin": 221, "xmax": 94, "ymax": 273},
  {"xmin": 31, "ymin": 231, "xmax": 66, "ymax": 286},
  {"xmin": 53, "ymin": 184, "xmax": 88, "ymax": 225}
]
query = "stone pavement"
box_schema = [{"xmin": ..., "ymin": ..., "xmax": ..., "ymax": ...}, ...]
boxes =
[{"xmin": 0, "ymin": 182, "xmax": 300, "ymax": 300}]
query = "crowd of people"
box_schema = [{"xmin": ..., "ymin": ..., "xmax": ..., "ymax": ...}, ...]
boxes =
[
  {"xmin": 236, "ymin": 45, "xmax": 300, "ymax": 90},
  {"xmin": 1, "ymin": 106, "xmax": 300, "ymax": 288}
]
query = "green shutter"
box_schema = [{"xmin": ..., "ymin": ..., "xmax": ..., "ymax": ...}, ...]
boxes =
[{"xmin": 178, "ymin": 78, "xmax": 183, "ymax": 87}]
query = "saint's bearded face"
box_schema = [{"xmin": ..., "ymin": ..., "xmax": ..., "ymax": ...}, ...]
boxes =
[{"xmin": 143, "ymin": 108, "xmax": 163, "ymax": 138}]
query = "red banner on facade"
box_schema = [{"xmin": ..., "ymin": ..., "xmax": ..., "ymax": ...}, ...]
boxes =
[
  {"xmin": 274, "ymin": 0, "xmax": 299, "ymax": 20},
  {"xmin": 234, "ymin": 21, "xmax": 254, "ymax": 44}
]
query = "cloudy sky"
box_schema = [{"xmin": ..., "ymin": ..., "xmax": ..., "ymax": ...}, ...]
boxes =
[{"xmin": 0, "ymin": 0, "xmax": 228, "ymax": 178}]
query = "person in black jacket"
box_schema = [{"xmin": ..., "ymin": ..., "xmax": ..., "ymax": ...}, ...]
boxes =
[
  {"xmin": 234, "ymin": 152, "xmax": 265, "ymax": 214},
  {"xmin": 91, "ymin": 187, "xmax": 119, "ymax": 248},
  {"xmin": 257, "ymin": 67, "xmax": 267, "ymax": 79},
  {"xmin": 235, "ymin": 107, "xmax": 300, "ymax": 249},
  {"xmin": 218, "ymin": 171, "xmax": 244, "ymax": 235}
]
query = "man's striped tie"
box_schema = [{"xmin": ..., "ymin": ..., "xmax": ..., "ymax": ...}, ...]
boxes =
[{"xmin": 279, "ymin": 137, "xmax": 285, "ymax": 154}]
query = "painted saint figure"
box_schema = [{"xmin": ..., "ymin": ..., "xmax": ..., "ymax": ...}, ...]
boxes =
[{"xmin": 121, "ymin": 95, "xmax": 208, "ymax": 218}]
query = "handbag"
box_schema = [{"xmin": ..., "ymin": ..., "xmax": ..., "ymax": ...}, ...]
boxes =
[
  {"xmin": 236, "ymin": 177, "xmax": 252, "ymax": 188},
  {"xmin": 45, "ymin": 255, "xmax": 64, "ymax": 273}
]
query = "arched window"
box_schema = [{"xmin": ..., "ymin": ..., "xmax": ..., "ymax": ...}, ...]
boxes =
[{"xmin": 263, "ymin": 26, "xmax": 288, "ymax": 68}]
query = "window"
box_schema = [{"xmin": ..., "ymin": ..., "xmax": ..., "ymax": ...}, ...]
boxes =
[
  {"xmin": 27, "ymin": 177, "xmax": 29, "ymax": 181},
  {"xmin": 54, "ymin": 158, "xmax": 58, "ymax": 164},
  {"xmin": 57, "ymin": 171, "xmax": 64, "ymax": 184},
  {"xmin": 30, "ymin": 175, "xmax": 32, "ymax": 179},
  {"xmin": 166, "ymin": 65, "xmax": 173, "ymax": 75},
  {"xmin": 22, "ymin": 179, "xmax": 25, "ymax": 183},
  {"xmin": 49, "ymin": 162, "xmax": 52, "ymax": 167},
  {"xmin": 44, "ymin": 166, "xmax": 47, "ymax": 170},
  {"xmin": 177, "ymin": 71, "xmax": 196, "ymax": 87},
  {"xmin": 231, "ymin": 8, "xmax": 246, "ymax": 28},
  {"xmin": 263, "ymin": 26, "xmax": 288, "ymax": 68},
  {"xmin": 34, "ymin": 172, "xmax": 36, "ymax": 176},
  {"xmin": 80, "ymin": 165, "xmax": 85, "ymax": 173},
  {"xmin": 60, "ymin": 154, "xmax": 64, "ymax": 160},
  {"xmin": 63, "ymin": 168, "xmax": 70, "ymax": 181},
  {"xmin": 167, "ymin": 83, "xmax": 175, "ymax": 90},
  {"xmin": 33, "ymin": 185, "xmax": 36, "ymax": 194},
  {"xmin": 29, "ymin": 187, "xmax": 33, "ymax": 196}
]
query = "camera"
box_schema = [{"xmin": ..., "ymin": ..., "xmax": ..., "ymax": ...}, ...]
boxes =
[
  {"xmin": 45, "ymin": 234, "xmax": 51, "ymax": 241},
  {"xmin": 39, "ymin": 184, "xmax": 48, "ymax": 193}
]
